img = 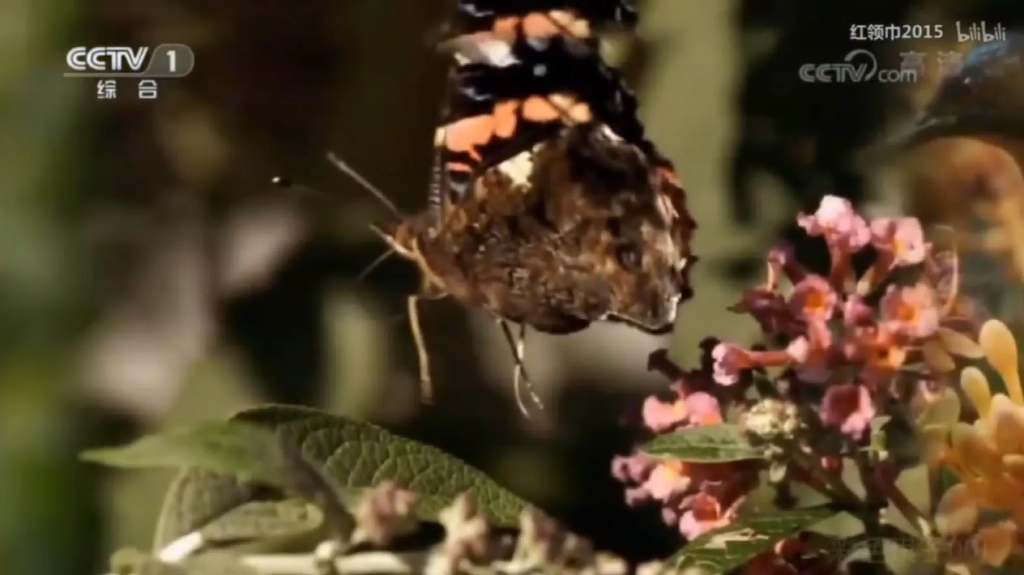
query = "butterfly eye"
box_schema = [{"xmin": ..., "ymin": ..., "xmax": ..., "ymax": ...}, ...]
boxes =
[{"xmin": 617, "ymin": 245, "xmax": 641, "ymax": 270}]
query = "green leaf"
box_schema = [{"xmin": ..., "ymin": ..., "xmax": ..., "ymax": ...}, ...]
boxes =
[
  {"xmin": 199, "ymin": 499, "xmax": 323, "ymax": 543},
  {"xmin": 915, "ymin": 389, "xmax": 960, "ymax": 428},
  {"xmin": 111, "ymin": 548, "xmax": 180, "ymax": 575},
  {"xmin": 639, "ymin": 424, "xmax": 763, "ymax": 463},
  {"xmin": 667, "ymin": 507, "xmax": 835, "ymax": 573},
  {"xmin": 152, "ymin": 405, "xmax": 529, "ymax": 547},
  {"xmin": 109, "ymin": 549, "xmax": 258, "ymax": 575},
  {"xmin": 870, "ymin": 415, "xmax": 891, "ymax": 434},
  {"xmin": 938, "ymin": 467, "xmax": 961, "ymax": 495},
  {"xmin": 82, "ymin": 422, "xmax": 286, "ymax": 485}
]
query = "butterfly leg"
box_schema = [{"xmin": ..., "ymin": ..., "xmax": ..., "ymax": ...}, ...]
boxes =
[
  {"xmin": 407, "ymin": 295, "xmax": 433, "ymax": 404},
  {"xmin": 499, "ymin": 320, "xmax": 543, "ymax": 416}
]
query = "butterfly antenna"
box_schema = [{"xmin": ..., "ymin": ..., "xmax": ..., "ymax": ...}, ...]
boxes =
[
  {"xmin": 271, "ymin": 175, "xmax": 335, "ymax": 201},
  {"xmin": 326, "ymin": 151, "xmax": 404, "ymax": 220},
  {"xmin": 272, "ymin": 176, "xmax": 400, "ymax": 282},
  {"xmin": 355, "ymin": 224, "xmax": 412, "ymax": 282},
  {"xmin": 357, "ymin": 248, "xmax": 396, "ymax": 282}
]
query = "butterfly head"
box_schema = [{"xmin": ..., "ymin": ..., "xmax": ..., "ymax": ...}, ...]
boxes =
[{"xmin": 372, "ymin": 216, "xmax": 458, "ymax": 298}]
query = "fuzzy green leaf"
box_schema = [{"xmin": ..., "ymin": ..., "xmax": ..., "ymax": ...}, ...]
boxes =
[
  {"xmin": 199, "ymin": 499, "xmax": 323, "ymax": 543},
  {"xmin": 82, "ymin": 422, "xmax": 286, "ymax": 484},
  {"xmin": 667, "ymin": 507, "xmax": 835, "ymax": 573},
  {"xmin": 110, "ymin": 548, "xmax": 180, "ymax": 575},
  {"xmin": 639, "ymin": 424, "xmax": 763, "ymax": 463},
  {"xmin": 109, "ymin": 549, "xmax": 258, "ymax": 575},
  {"xmin": 152, "ymin": 405, "xmax": 529, "ymax": 547}
]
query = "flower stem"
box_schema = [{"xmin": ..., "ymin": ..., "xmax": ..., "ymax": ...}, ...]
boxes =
[{"xmin": 782, "ymin": 439, "xmax": 861, "ymax": 505}]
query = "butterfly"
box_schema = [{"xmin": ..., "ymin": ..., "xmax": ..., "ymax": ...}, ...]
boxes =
[{"xmin": 371, "ymin": 0, "xmax": 696, "ymax": 414}]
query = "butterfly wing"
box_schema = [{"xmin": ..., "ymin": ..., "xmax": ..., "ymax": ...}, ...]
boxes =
[
  {"xmin": 437, "ymin": 0, "xmax": 638, "ymax": 52},
  {"xmin": 428, "ymin": 0, "xmax": 656, "ymax": 223},
  {"xmin": 418, "ymin": 0, "xmax": 697, "ymax": 334}
]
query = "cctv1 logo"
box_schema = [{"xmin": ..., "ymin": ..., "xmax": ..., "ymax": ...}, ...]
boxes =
[{"xmin": 65, "ymin": 44, "xmax": 195, "ymax": 77}]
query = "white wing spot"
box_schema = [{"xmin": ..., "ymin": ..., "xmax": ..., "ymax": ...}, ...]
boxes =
[
  {"xmin": 455, "ymin": 37, "xmax": 519, "ymax": 67},
  {"xmin": 600, "ymin": 124, "xmax": 624, "ymax": 142},
  {"xmin": 498, "ymin": 149, "xmax": 535, "ymax": 187}
]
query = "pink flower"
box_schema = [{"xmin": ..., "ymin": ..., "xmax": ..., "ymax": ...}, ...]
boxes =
[
  {"xmin": 766, "ymin": 242, "xmax": 805, "ymax": 287},
  {"xmin": 642, "ymin": 391, "xmax": 724, "ymax": 432},
  {"xmin": 786, "ymin": 336, "xmax": 832, "ymax": 383},
  {"xmin": 880, "ymin": 283, "xmax": 940, "ymax": 339},
  {"xmin": 352, "ymin": 482, "xmax": 418, "ymax": 546},
  {"xmin": 842, "ymin": 294, "xmax": 874, "ymax": 327},
  {"xmin": 642, "ymin": 395, "xmax": 690, "ymax": 433},
  {"xmin": 678, "ymin": 492, "xmax": 741, "ymax": 540},
  {"xmin": 789, "ymin": 275, "xmax": 838, "ymax": 322},
  {"xmin": 614, "ymin": 455, "xmax": 660, "ymax": 506},
  {"xmin": 855, "ymin": 326, "xmax": 909, "ymax": 378},
  {"xmin": 611, "ymin": 454, "xmax": 656, "ymax": 484},
  {"xmin": 870, "ymin": 217, "xmax": 928, "ymax": 268},
  {"xmin": 643, "ymin": 461, "xmax": 692, "ymax": 501},
  {"xmin": 685, "ymin": 392, "xmax": 724, "ymax": 426},
  {"xmin": 712, "ymin": 343, "xmax": 752, "ymax": 385},
  {"xmin": 714, "ymin": 341, "xmax": 813, "ymax": 386},
  {"xmin": 797, "ymin": 195, "xmax": 871, "ymax": 252},
  {"xmin": 820, "ymin": 384, "xmax": 875, "ymax": 438},
  {"xmin": 624, "ymin": 486, "xmax": 652, "ymax": 506},
  {"xmin": 729, "ymin": 289, "xmax": 797, "ymax": 337},
  {"xmin": 786, "ymin": 337, "xmax": 810, "ymax": 362}
]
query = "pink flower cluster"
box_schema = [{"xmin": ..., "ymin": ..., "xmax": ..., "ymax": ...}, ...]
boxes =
[
  {"xmin": 613, "ymin": 196, "xmax": 960, "ymax": 542},
  {"xmin": 612, "ymin": 356, "xmax": 760, "ymax": 540},
  {"xmin": 714, "ymin": 195, "xmax": 948, "ymax": 439}
]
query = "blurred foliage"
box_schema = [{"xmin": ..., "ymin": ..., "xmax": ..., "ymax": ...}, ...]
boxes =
[
  {"xmin": 6, "ymin": 1, "xmax": 1024, "ymax": 574},
  {"xmin": 0, "ymin": 0, "xmax": 102, "ymax": 574}
]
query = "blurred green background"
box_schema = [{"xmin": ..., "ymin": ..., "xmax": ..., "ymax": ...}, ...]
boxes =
[{"xmin": 1, "ymin": 1, "xmax": 1020, "ymax": 574}]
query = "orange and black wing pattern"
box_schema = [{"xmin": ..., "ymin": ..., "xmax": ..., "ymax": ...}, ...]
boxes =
[
  {"xmin": 428, "ymin": 0, "xmax": 687, "ymax": 221},
  {"xmin": 439, "ymin": 0, "xmax": 637, "ymax": 44}
]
